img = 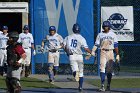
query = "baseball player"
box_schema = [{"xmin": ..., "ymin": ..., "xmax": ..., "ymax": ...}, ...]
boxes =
[
  {"xmin": 63, "ymin": 23, "xmax": 92, "ymax": 92},
  {"xmin": 41, "ymin": 26, "xmax": 63, "ymax": 84},
  {"xmin": 18, "ymin": 25, "xmax": 36, "ymax": 77},
  {"xmin": 6, "ymin": 32, "xmax": 26, "ymax": 93},
  {"xmin": 92, "ymin": 21, "xmax": 120, "ymax": 91},
  {"xmin": 0, "ymin": 26, "xmax": 9, "ymax": 76}
]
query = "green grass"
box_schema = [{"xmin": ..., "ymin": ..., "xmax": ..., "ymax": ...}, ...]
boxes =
[
  {"xmin": 88, "ymin": 78, "xmax": 140, "ymax": 88},
  {"xmin": 120, "ymin": 66, "xmax": 140, "ymax": 73},
  {"xmin": 0, "ymin": 76, "xmax": 58, "ymax": 89}
]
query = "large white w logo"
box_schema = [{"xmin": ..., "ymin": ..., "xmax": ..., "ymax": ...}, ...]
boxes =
[{"xmin": 45, "ymin": 0, "xmax": 80, "ymax": 34}]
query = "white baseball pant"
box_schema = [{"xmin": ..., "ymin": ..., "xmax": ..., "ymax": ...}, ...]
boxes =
[
  {"xmin": 0, "ymin": 49, "xmax": 7, "ymax": 66},
  {"xmin": 100, "ymin": 50, "xmax": 114, "ymax": 73},
  {"xmin": 48, "ymin": 51, "xmax": 60, "ymax": 66},
  {"xmin": 69, "ymin": 54, "xmax": 84, "ymax": 77},
  {"xmin": 23, "ymin": 48, "xmax": 31, "ymax": 66}
]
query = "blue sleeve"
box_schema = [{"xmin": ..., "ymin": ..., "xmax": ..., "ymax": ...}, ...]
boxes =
[
  {"xmin": 114, "ymin": 42, "xmax": 118, "ymax": 48},
  {"xmin": 95, "ymin": 44, "xmax": 100, "ymax": 47}
]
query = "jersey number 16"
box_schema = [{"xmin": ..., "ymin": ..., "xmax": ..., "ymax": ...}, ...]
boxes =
[{"xmin": 70, "ymin": 39, "xmax": 77, "ymax": 48}]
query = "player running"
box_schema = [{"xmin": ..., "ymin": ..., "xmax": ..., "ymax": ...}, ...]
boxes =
[
  {"xmin": 63, "ymin": 23, "xmax": 92, "ymax": 92},
  {"xmin": 18, "ymin": 25, "xmax": 36, "ymax": 77},
  {"xmin": 41, "ymin": 26, "xmax": 63, "ymax": 84},
  {"xmin": 0, "ymin": 26, "xmax": 9, "ymax": 76},
  {"xmin": 92, "ymin": 21, "xmax": 120, "ymax": 91}
]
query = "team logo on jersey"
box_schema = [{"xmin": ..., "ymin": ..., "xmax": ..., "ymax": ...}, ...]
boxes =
[{"xmin": 107, "ymin": 13, "xmax": 127, "ymax": 30}]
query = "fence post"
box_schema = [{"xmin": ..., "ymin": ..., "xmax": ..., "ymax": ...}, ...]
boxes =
[
  {"xmin": 30, "ymin": 0, "xmax": 35, "ymax": 74},
  {"xmin": 97, "ymin": 0, "xmax": 101, "ymax": 76}
]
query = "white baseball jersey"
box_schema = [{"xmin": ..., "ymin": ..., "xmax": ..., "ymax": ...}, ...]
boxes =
[
  {"xmin": 64, "ymin": 34, "xmax": 88, "ymax": 55},
  {"xmin": 0, "ymin": 33, "xmax": 8, "ymax": 66},
  {"xmin": 46, "ymin": 33, "xmax": 63, "ymax": 50},
  {"xmin": 0, "ymin": 31, "xmax": 2, "ymax": 34},
  {"xmin": 18, "ymin": 33, "xmax": 34, "ymax": 48},
  {"xmin": 18, "ymin": 32, "xmax": 34, "ymax": 65},
  {"xmin": 95, "ymin": 31, "xmax": 118, "ymax": 50},
  {"xmin": 45, "ymin": 33, "xmax": 63, "ymax": 66},
  {"xmin": 0, "ymin": 33, "xmax": 9, "ymax": 48}
]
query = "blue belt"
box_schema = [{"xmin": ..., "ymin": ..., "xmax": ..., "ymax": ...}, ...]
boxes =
[
  {"xmin": 24, "ymin": 47, "xmax": 31, "ymax": 49},
  {"xmin": 49, "ymin": 50, "xmax": 58, "ymax": 53},
  {"xmin": 102, "ymin": 49, "xmax": 113, "ymax": 51},
  {"xmin": 0, "ymin": 48, "xmax": 6, "ymax": 50}
]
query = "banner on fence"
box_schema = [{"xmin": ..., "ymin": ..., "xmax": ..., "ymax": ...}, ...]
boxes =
[{"xmin": 101, "ymin": 6, "xmax": 134, "ymax": 41}]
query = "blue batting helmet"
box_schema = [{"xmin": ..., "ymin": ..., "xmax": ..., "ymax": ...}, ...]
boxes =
[
  {"xmin": 49, "ymin": 26, "xmax": 56, "ymax": 32},
  {"xmin": 72, "ymin": 23, "xmax": 80, "ymax": 33},
  {"xmin": 102, "ymin": 21, "xmax": 111, "ymax": 28},
  {"xmin": 3, "ymin": 26, "xmax": 8, "ymax": 30},
  {"xmin": 23, "ymin": 25, "xmax": 29, "ymax": 30}
]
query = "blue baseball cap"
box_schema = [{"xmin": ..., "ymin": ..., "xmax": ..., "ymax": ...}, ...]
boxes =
[
  {"xmin": 23, "ymin": 25, "xmax": 29, "ymax": 30},
  {"xmin": 49, "ymin": 26, "xmax": 56, "ymax": 31},
  {"xmin": 3, "ymin": 26, "xmax": 8, "ymax": 30}
]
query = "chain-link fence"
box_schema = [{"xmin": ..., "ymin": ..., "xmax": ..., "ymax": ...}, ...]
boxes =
[
  {"xmin": 99, "ymin": 0, "xmax": 140, "ymax": 76},
  {"xmin": 32, "ymin": 0, "xmax": 96, "ymax": 75},
  {"xmin": 33, "ymin": 0, "xmax": 140, "ymax": 76}
]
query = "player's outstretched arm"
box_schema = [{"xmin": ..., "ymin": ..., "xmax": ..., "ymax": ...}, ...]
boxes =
[
  {"xmin": 84, "ymin": 48, "xmax": 92, "ymax": 54},
  {"xmin": 84, "ymin": 48, "xmax": 92, "ymax": 60},
  {"xmin": 91, "ymin": 45, "xmax": 97, "ymax": 56},
  {"xmin": 41, "ymin": 38, "xmax": 47, "ymax": 52}
]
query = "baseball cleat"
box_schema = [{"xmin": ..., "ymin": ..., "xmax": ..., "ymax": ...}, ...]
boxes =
[
  {"xmin": 99, "ymin": 85, "xmax": 105, "ymax": 92},
  {"xmin": 78, "ymin": 87, "xmax": 83, "ymax": 93},
  {"xmin": 50, "ymin": 81, "xmax": 54, "ymax": 84},
  {"xmin": 106, "ymin": 85, "xmax": 110, "ymax": 91},
  {"xmin": 49, "ymin": 79, "xmax": 54, "ymax": 84},
  {"xmin": 99, "ymin": 87, "xmax": 105, "ymax": 92}
]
